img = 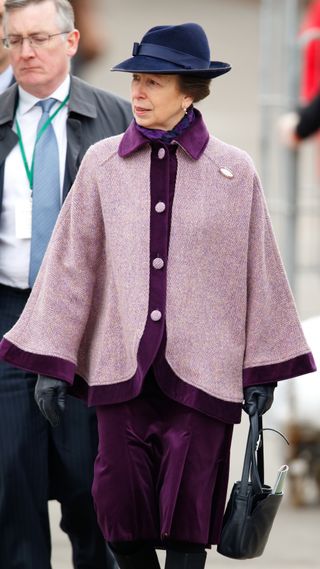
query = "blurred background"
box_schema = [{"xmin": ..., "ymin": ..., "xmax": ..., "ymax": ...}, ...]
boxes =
[{"xmin": 51, "ymin": 1, "xmax": 319, "ymax": 567}]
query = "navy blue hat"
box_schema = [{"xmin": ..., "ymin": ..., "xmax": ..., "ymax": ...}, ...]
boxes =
[{"xmin": 111, "ymin": 23, "xmax": 231, "ymax": 79}]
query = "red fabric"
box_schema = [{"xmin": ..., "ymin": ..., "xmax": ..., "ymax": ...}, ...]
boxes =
[{"xmin": 299, "ymin": 1, "xmax": 320, "ymax": 102}]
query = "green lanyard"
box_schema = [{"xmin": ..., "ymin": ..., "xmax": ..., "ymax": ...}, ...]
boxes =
[{"xmin": 15, "ymin": 94, "xmax": 70, "ymax": 192}]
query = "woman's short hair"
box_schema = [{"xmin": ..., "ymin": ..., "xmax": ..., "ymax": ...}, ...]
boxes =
[
  {"xmin": 178, "ymin": 75, "xmax": 212, "ymax": 103},
  {"xmin": 4, "ymin": 0, "xmax": 75, "ymax": 32}
]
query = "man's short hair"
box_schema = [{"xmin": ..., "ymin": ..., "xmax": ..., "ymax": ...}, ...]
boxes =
[{"xmin": 4, "ymin": 0, "xmax": 75, "ymax": 32}]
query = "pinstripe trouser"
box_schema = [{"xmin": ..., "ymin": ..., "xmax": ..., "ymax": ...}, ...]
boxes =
[{"xmin": 0, "ymin": 283, "xmax": 108, "ymax": 569}]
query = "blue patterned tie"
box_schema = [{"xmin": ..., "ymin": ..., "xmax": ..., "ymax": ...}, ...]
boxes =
[{"xmin": 29, "ymin": 98, "xmax": 60, "ymax": 287}]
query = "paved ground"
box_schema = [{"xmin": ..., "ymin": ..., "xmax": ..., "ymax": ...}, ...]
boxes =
[{"xmin": 50, "ymin": 500, "xmax": 319, "ymax": 568}]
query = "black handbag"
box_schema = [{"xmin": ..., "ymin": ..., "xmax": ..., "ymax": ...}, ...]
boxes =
[{"xmin": 217, "ymin": 412, "xmax": 285, "ymax": 559}]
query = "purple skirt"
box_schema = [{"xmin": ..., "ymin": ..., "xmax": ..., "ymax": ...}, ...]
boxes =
[{"xmin": 92, "ymin": 377, "xmax": 233, "ymax": 545}]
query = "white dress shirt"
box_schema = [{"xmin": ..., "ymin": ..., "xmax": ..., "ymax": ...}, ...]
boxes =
[{"xmin": 0, "ymin": 75, "xmax": 70, "ymax": 289}]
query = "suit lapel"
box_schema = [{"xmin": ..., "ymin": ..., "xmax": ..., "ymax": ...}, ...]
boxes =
[
  {"xmin": 0, "ymin": 84, "xmax": 19, "ymax": 165},
  {"xmin": 0, "ymin": 85, "xmax": 19, "ymax": 213},
  {"xmin": 63, "ymin": 117, "xmax": 82, "ymax": 201},
  {"xmin": 62, "ymin": 76, "xmax": 97, "ymax": 200}
]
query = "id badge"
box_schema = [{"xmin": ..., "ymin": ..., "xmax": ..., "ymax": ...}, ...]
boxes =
[{"xmin": 15, "ymin": 196, "xmax": 32, "ymax": 239}]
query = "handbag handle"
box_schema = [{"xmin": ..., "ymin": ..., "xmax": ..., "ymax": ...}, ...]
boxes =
[
  {"xmin": 239, "ymin": 412, "xmax": 264, "ymax": 497},
  {"xmin": 257, "ymin": 414, "xmax": 264, "ymax": 484}
]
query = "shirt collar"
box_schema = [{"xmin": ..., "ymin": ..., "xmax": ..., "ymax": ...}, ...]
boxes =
[
  {"xmin": 17, "ymin": 74, "xmax": 71, "ymax": 115},
  {"xmin": 118, "ymin": 108, "xmax": 210, "ymax": 160}
]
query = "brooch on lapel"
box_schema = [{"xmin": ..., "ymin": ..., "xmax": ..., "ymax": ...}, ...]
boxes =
[{"xmin": 219, "ymin": 167, "xmax": 234, "ymax": 179}]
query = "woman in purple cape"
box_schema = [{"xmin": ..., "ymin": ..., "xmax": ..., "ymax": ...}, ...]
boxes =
[{"xmin": 0, "ymin": 22, "xmax": 316, "ymax": 569}]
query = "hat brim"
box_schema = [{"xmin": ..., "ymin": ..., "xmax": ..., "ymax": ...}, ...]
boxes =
[{"xmin": 111, "ymin": 56, "xmax": 231, "ymax": 78}]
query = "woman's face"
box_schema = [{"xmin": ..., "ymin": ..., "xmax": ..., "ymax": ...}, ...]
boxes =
[{"xmin": 131, "ymin": 73, "xmax": 193, "ymax": 131}]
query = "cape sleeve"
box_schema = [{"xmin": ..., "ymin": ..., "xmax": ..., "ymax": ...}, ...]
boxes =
[
  {"xmin": 243, "ymin": 173, "xmax": 316, "ymax": 387},
  {"xmin": 0, "ymin": 145, "xmax": 105, "ymax": 384}
]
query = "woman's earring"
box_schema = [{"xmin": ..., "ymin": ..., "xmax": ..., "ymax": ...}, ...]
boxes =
[{"xmin": 183, "ymin": 107, "xmax": 188, "ymax": 115}]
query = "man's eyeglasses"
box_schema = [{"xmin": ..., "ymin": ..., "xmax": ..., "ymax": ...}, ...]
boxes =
[{"xmin": 2, "ymin": 32, "xmax": 71, "ymax": 50}]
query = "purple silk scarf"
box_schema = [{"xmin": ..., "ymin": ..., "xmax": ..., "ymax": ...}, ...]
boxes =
[{"xmin": 135, "ymin": 106, "xmax": 195, "ymax": 143}]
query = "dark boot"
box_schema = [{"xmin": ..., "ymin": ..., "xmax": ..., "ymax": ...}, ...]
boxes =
[
  {"xmin": 165, "ymin": 550, "xmax": 207, "ymax": 569},
  {"xmin": 112, "ymin": 547, "xmax": 161, "ymax": 569}
]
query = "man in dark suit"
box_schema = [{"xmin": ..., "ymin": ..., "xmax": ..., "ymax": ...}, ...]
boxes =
[{"xmin": 0, "ymin": 1, "xmax": 131, "ymax": 567}]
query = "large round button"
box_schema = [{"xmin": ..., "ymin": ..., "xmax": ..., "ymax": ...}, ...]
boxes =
[
  {"xmin": 158, "ymin": 148, "xmax": 166, "ymax": 159},
  {"xmin": 150, "ymin": 310, "xmax": 162, "ymax": 321},
  {"xmin": 152, "ymin": 257, "xmax": 164, "ymax": 270},
  {"xmin": 155, "ymin": 201, "xmax": 166, "ymax": 213}
]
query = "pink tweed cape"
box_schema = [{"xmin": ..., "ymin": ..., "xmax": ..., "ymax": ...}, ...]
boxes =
[{"xmin": 3, "ymin": 134, "xmax": 311, "ymax": 403}]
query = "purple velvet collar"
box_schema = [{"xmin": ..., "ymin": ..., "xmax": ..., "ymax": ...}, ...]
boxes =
[{"xmin": 118, "ymin": 108, "xmax": 210, "ymax": 160}]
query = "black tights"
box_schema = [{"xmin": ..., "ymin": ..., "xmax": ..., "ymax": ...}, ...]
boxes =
[{"xmin": 109, "ymin": 540, "xmax": 206, "ymax": 555}]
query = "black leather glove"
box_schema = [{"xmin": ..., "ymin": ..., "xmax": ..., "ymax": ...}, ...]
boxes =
[
  {"xmin": 243, "ymin": 384, "xmax": 275, "ymax": 416},
  {"xmin": 35, "ymin": 375, "xmax": 67, "ymax": 427}
]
